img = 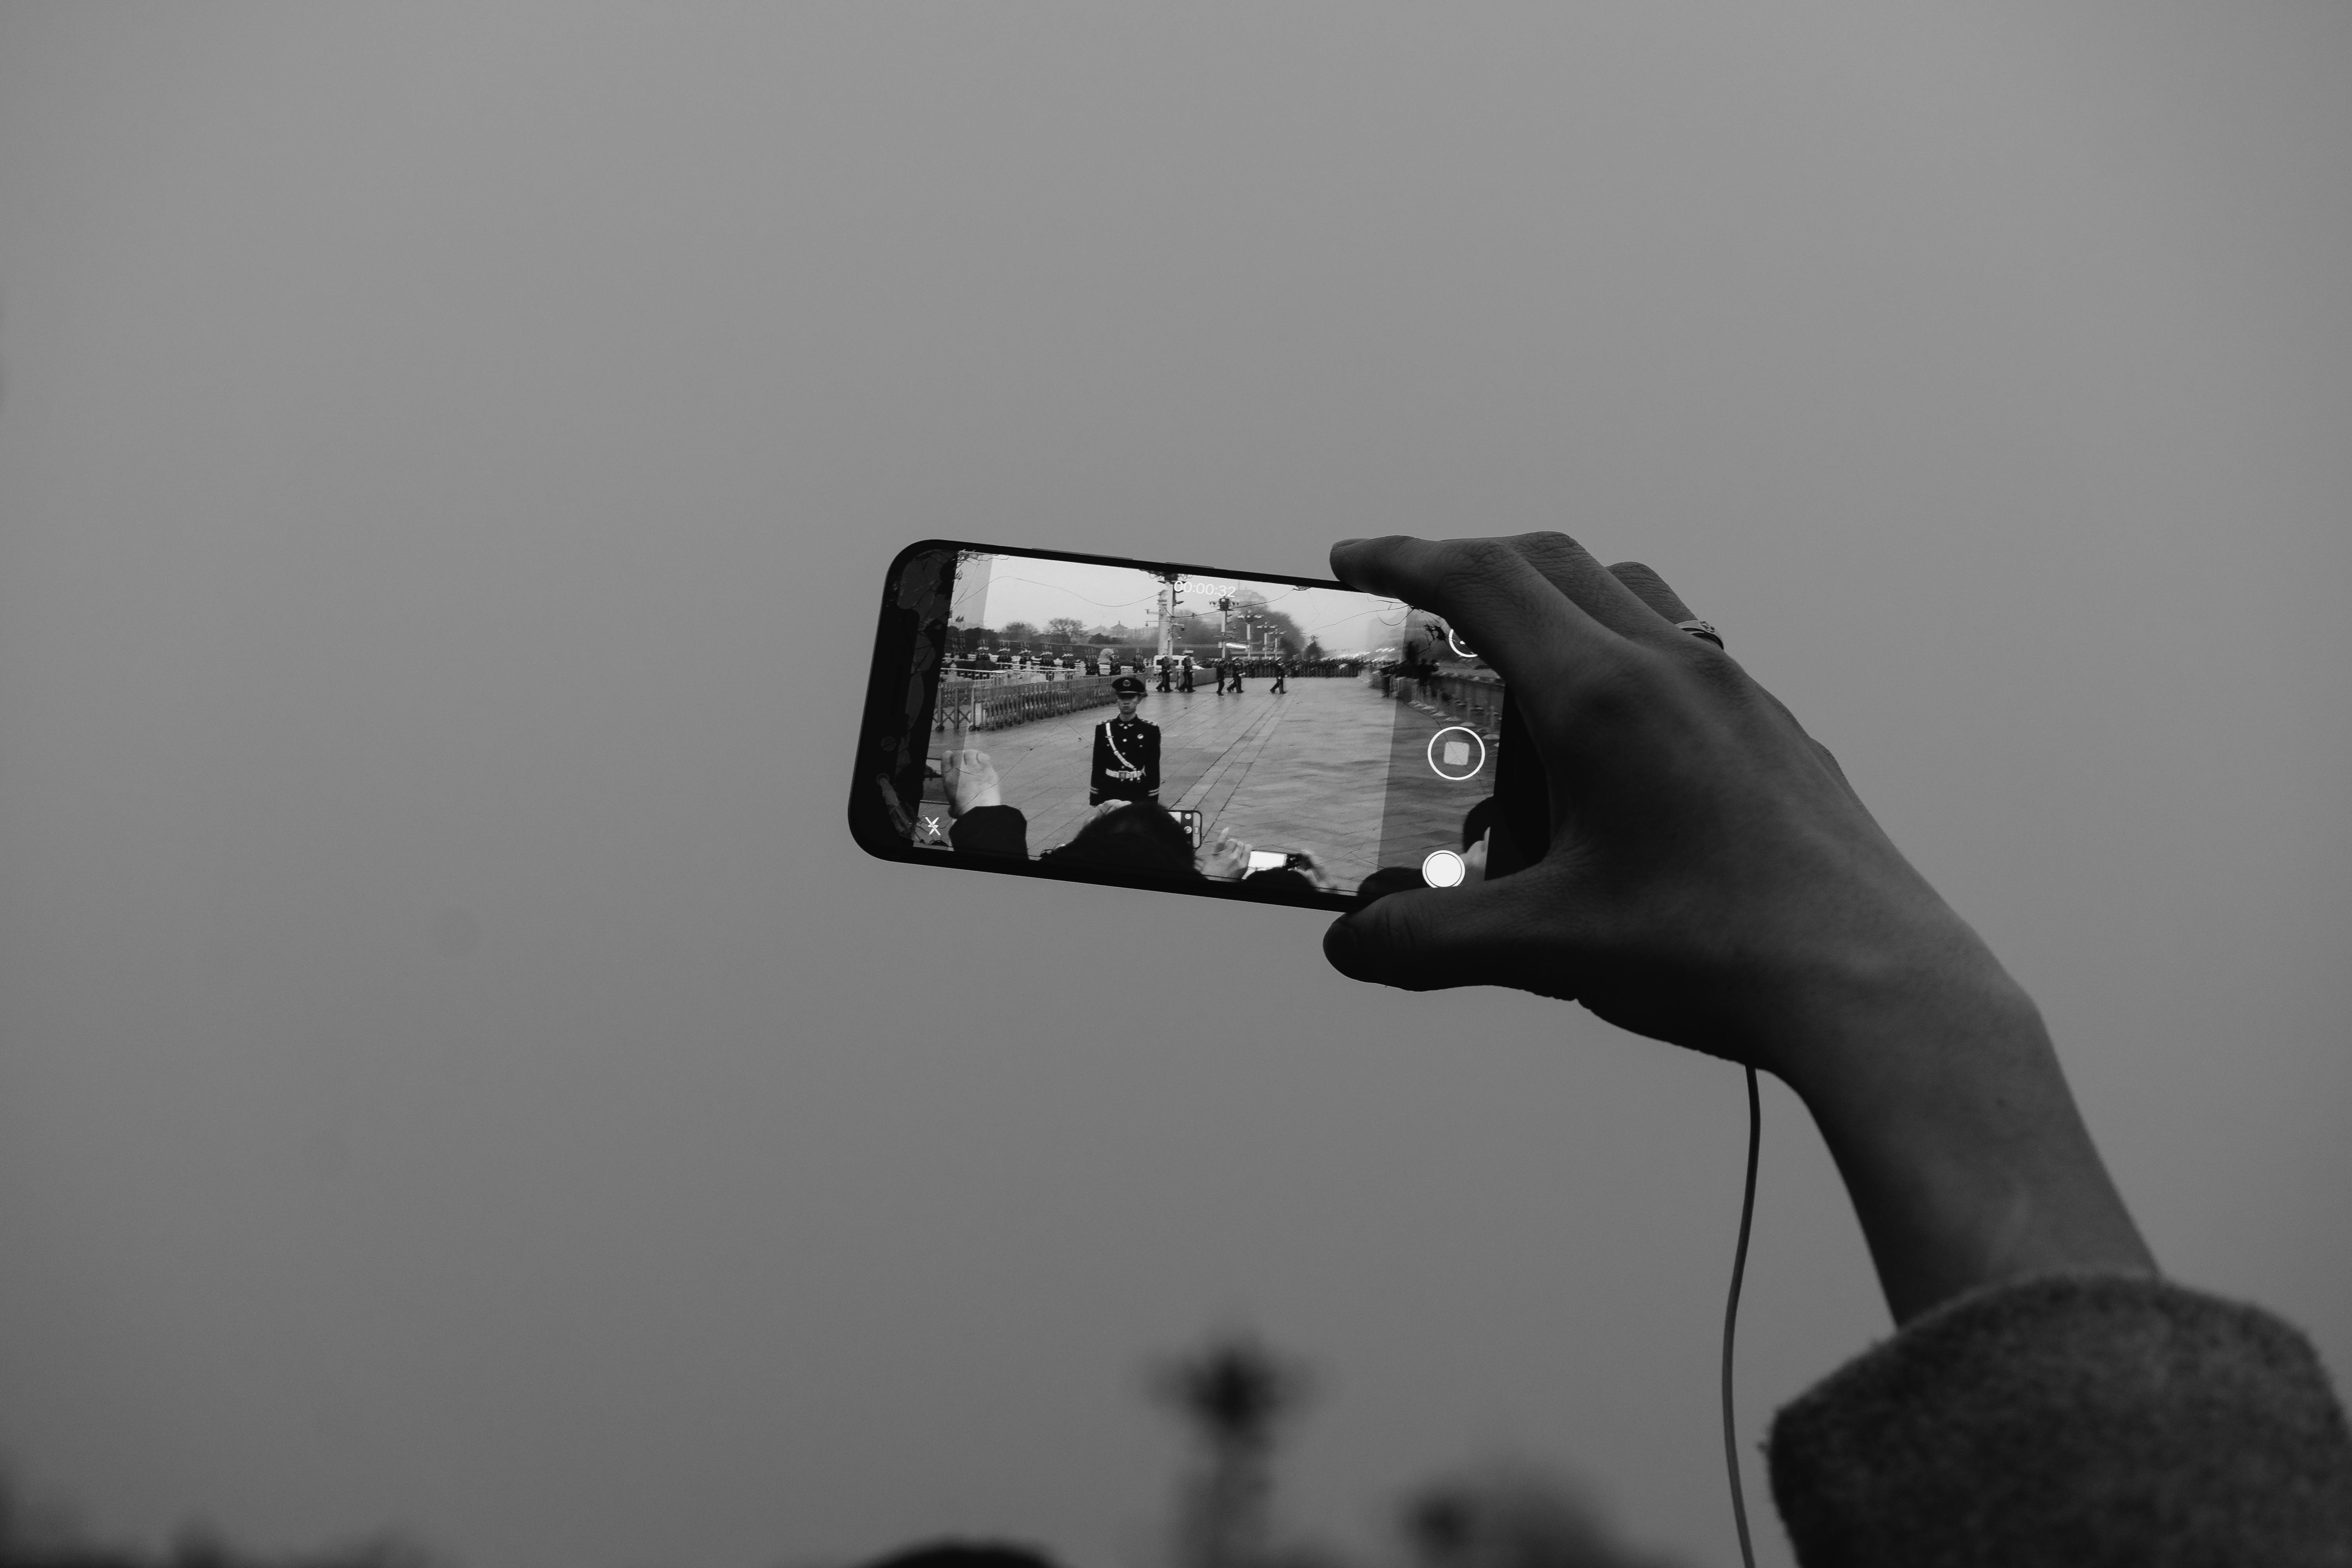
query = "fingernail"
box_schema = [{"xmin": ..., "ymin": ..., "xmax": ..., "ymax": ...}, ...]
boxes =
[
  {"xmin": 1333, "ymin": 537, "xmax": 1364, "ymax": 549},
  {"xmin": 1323, "ymin": 920, "xmax": 1363, "ymax": 976}
]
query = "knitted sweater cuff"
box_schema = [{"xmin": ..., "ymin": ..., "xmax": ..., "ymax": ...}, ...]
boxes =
[{"xmin": 1766, "ymin": 1272, "xmax": 2352, "ymax": 1567}]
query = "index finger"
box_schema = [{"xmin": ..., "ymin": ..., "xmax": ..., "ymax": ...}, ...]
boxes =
[
  {"xmin": 1330, "ymin": 535, "xmax": 1626, "ymax": 697},
  {"xmin": 1508, "ymin": 533, "xmax": 1693, "ymax": 645}
]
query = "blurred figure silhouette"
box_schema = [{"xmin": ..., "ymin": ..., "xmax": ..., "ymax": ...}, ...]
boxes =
[
  {"xmin": 1400, "ymin": 1465, "xmax": 1690, "ymax": 1568},
  {"xmin": 856, "ymin": 1541, "xmax": 1067, "ymax": 1568},
  {"xmin": 1236, "ymin": 867, "xmax": 1318, "ymax": 902},
  {"xmin": 0, "ymin": 1469, "xmax": 443, "ymax": 1568},
  {"xmin": 1039, "ymin": 802, "xmax": 1201, "ymax": 878}
]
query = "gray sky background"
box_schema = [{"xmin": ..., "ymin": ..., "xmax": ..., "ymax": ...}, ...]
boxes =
[{"xmin": 2, "ymin": 7, "xmax": 2347, "ymax": 1568}]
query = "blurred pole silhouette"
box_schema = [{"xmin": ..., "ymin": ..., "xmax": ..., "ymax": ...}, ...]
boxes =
[{"xmin": 1149, "ymin": 1333, "xmax": 1310, "ymax": 1568}]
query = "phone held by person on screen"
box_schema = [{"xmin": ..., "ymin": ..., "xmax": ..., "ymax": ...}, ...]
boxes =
[{"xmin": 847, "ymin": 541, "xmax": 1540, "ymax": 910}]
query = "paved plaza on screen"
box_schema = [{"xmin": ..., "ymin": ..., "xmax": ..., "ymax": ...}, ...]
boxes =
[{"xmin": 940, "ymin": 677, "xmax": 1483, "ymax": 888}]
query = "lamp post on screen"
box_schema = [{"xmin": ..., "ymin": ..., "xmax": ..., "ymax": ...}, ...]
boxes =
[{"xmin": 1155, "ymin": 571, "xmax": 1185, "ymax": 671}]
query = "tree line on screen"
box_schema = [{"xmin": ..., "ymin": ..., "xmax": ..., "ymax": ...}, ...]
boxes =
[
  {"xmin": 950, "ymin": 592, "xmax": 1321, "ymax": 664},
  {"xmin": 0, "ymin": 1332, "xmax": 1683, "ymax": 1567}
]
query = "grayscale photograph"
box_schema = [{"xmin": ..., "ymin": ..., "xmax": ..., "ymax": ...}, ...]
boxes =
[{"xmin": 1, "ymin": 8, "xmax": 2348, "ymax": 1568}]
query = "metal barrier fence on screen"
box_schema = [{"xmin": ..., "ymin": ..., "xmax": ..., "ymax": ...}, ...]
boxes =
[
  {"xmin": 1372, "ymin": 666, "xmax": 1505, "ymax": 739},
  {"xmin": 934, "ymin": 673, "xmax": 1123, "ymax": 732}
]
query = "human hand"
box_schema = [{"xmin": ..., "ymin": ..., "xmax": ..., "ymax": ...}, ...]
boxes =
[
  {"xmin": 1459, "ymin": 831, "xmax": 1490, "ymax": 882},
  {"xmin": 1320, "ymin": 533, "xmax": 2003, "ymax": 1084},
  {"xmin": 1321, "ymin": 532, "xmax": 2153, "ymax": 1322},
  {"xmin": 1196, "ymin": 834, "xmax": 1251, "ymax": 881},
  {"xmin": 1327, "ymin": 531, "xmax": 2154, "ymax": 1326},
  {"xmin": 940, "ymin": 749, "xmax": 1003, "ymax": 817},
  {"xmin": 1286, "ymin": 851, "xmax": 1339, "ymax": 892}
]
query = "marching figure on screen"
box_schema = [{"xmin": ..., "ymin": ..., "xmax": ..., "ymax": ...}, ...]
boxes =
[{"xmin": 1089, "ymin": 675, "xmax": 1163, "ymax": 808}]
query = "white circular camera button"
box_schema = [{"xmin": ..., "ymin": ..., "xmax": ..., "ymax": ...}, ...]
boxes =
[{"xmin": 1426, "ymin": 726, "xmax": 1486, "ymax": 782}]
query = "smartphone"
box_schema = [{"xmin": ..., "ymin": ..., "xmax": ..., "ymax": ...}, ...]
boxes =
[{"xmin": 847, "ymin": 541, "xmax": 1532, "ymax": 911}]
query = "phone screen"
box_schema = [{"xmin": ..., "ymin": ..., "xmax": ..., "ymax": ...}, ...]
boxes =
[{"xmin": 849, "ymin": 542, "xmax": 1506, "ymax": 909}]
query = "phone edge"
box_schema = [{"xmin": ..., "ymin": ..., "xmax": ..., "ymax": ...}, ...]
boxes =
[{"xmin": 845, "ymin": 536, "xmax": 1383, "ymax": 914}]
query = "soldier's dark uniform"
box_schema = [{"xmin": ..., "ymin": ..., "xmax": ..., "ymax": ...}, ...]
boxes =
[{"xmin": 1089, "ymin": 677, "xmax": 1163, "ymax": 807}]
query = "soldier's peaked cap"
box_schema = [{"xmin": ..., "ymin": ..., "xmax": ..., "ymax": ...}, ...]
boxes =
[{"xmin": 1111, "ymin": 675, "xmax": 1146, "ymax": 695}]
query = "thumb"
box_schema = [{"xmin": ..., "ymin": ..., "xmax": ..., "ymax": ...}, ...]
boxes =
[{"xmin": 1324, "ymin": 878, "xmax": 1572, "ymax": 996}]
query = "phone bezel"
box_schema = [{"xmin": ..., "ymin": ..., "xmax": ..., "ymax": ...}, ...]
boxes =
[
  {"xmin": 856, "ymin": 536, "xmax": 1534, "ymax": 912},
  {"xmin": 848, "ymin": 537, "xmax": 1518, "ymax": 913}
]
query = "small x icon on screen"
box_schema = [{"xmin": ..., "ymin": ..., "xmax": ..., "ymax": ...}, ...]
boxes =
[{"xmin": 919, "ymin": 816, "xmax": 943, "ymax": 837}]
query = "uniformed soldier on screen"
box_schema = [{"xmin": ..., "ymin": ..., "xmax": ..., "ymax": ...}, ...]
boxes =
[
  {"xmin": 1089, "ymin": 675, "xmax": 1163, "ymax": 808},
  {"xmin": 1156, "ymin": 655, "xmax": 1172, "ymax": 693}
]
